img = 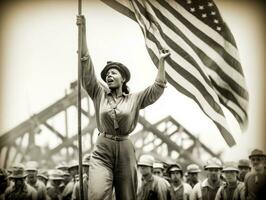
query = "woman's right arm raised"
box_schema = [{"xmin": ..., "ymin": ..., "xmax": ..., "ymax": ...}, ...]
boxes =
[{"xmin": 76, "ymin": 15, "xmax": 102, "ymax": 99}]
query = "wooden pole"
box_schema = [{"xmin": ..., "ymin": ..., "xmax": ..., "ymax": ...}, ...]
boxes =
[{"xmin": 77, "ymin": 0, "xmax": 84, "ymax": 199}]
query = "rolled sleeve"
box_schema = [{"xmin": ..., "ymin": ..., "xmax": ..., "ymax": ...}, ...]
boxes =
[
  {"xmin": 82, "ymin": 55, "xmax": 103, "ymax": 100},
  {"xmin": 137, "ymin": 81, "xmax": 165, "ymax": 109}
]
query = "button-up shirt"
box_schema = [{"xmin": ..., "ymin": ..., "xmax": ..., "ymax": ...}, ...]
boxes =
[
  {"xmin": 82, "ymin": 56, "xmax": 165, "ymax": 135},
  {"xmin": 169, "ymin": 182, "xmax": 192, "ymax": 200},
  {"xmin": 5, "ymin": 183, "xmax": 37, "ymax": 200},
  {"xmin": 244, "ymin": 171, "xmax": 266, "ymax": 200},
  {"xmin": 28, "ymin": 179, "xmax": 47, "ymax": 200},
  {"xmin": 215, "ymin": 181, "xmax": 245, "ymax": 200},
  {"xmin": 190, "ymin": 178, "xmax": 223, "ymax": 200},
  {"xmin": 137, "ymin": 175, "xmax": 170, "ymax": 200}
]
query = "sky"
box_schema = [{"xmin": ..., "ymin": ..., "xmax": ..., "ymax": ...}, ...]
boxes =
[{"xmin": 0, "ymin": 0, "xmax": 265, "ymax": 162}]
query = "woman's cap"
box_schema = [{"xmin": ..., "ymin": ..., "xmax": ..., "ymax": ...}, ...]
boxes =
[{"xmin": 101, "ymin": 61, "xmax": 130, "ymax": 83}]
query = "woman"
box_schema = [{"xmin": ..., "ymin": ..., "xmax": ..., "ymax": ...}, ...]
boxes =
[{"xmin": 77, "ymin": 15, "xmax": 170, "ymax": 200}]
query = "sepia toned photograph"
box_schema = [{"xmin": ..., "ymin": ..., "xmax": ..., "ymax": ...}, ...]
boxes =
[{"xmin": 0, "ymin": 0, "xmax": 265, "ymax": 199}]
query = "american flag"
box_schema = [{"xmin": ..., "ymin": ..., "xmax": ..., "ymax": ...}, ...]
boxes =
[{"xmin": 101, "ymin": 0, "xmax": 249, "ymax": 147}]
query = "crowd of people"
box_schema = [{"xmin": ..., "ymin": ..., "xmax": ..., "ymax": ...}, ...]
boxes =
[{"xmin": 0, "ymin": 148, "xmax": 265, "ymax": 200}]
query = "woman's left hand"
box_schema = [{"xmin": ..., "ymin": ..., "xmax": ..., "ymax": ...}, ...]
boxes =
[{"xmin": 159, "ymin": 49, "xmax": 171, "ymax": 60}]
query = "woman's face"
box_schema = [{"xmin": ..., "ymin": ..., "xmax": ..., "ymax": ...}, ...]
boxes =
[{"xmin": 106, "ymin": 68, "xmax": 125, "ymax": 90}]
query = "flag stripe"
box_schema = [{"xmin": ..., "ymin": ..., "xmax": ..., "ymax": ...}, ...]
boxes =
[
  {"xmin": 150, "ymin": 0, "xmax": 248, "ymax": 100},
  {"xmin": 132, "ymin": 1, "xmax": 224, "ymax": 111},
  {"xmin": 101, "ymin": 0, "xmax": 248, "ymax": 146},
  {"xmin": 146, "ymin": 46, "xmax": 236, "ymax": 146},
  {"xmin": 133, "ymin": 0, "xmax": 247, "ymax": 124},
  {"xmin": 151, "ymin": 1, "xmax": 246, "ymax": 90},
  {"xmin": 144, "ymin": 1, "xmax": 248, "ymax": 109},
  {"xmin": 164, "ymin": 0, "xmax": 240, "ymax": 63},
  {"xmin": 102, "ymin": 0, "xmax": 136, "ymax": 21}
]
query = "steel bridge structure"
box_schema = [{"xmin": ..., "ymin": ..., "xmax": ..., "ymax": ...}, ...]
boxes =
[{"xmin": 0, "ymin": 83, "xmax": 220, "ymax": 169}]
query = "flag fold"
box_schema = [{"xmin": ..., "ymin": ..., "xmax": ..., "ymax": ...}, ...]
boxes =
[{"xmin": 101, "ymin": 0, "xmax": 249, "ymax": 147}]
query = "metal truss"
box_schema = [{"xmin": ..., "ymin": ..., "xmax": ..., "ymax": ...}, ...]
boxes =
[{"xmin": 0, "ymin": 84, "xmax": 220, "ymax": 169}]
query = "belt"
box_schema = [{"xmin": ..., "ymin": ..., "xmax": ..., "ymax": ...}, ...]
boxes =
[{"xmin": 99, "ymin": 132, "xmax": 128, "ymax": 141}]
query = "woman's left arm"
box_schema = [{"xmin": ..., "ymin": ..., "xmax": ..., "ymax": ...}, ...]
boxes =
[{"xmin": 136, "ymin": 49, "xmax": 171, "ymax": 109}]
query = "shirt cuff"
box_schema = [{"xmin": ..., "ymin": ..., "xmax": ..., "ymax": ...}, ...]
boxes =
[
  {"xmin": 81, "ymin": 54, "xmax": 90, "ymax": 62},
  {"xmin": 155, "ymin": 80, "xmax": 167, "ymax": 88}
]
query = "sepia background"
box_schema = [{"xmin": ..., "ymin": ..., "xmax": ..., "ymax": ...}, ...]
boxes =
[{"xmin": 0, "ymin": 0, "xmax": 265, "ymax": 167}]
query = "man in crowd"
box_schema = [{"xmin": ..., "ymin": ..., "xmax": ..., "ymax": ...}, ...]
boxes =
[
  {"xmin": 62, "ymin": 160, "xmax": 78, "ymax": 200},
  {"xmin": 137, "ymin": 154, "xmax": 170, "ymax": 200},
  {"xmin": 56, "ymin": 162, "xmax": 71, "ymax": 187},
  {"xmin": 190, "ymin": 157, "xmax": 224, "ymax": 200},
  {"xmin": 244, "ymin": 149, "xmax": 266, "ymax": 200},
  {"xmin": 167, "ymin": 162, "xmax": 192, "ymax": 200},
  {"xmin": 46, "ymin": 169, "xmax": 64, "ymax": 200},
  {"xmin": 0, "ymin": 168, "xmax": 9, "ymax": 200},
  {"xmin": 237, "ymin": 159, "xmax": 251, "ymax": 182},
  {"xmin": 186, "ymin": 164, "xmax": 201, "ymax": 188},
  {"xmin": 215, "ymin": 162, "xmax": 245, "ymax": 200},
  {"xmin": 153, "ymin": 162, "xmax": 165, "ymax": 177},
  {"xmin": 5, "ymin": 163, "xmax": 37, "ymax": 200},
  {"xmin": 26, "ymin": 161, "xmax": 47, "ymax": 200},
  {"xmin": 37, "ymin": 169, "xmax": 49, "ymax": 186},
  {"xmin": 71, "ymin": 153, "xmax": 91, "ymax": 200}
]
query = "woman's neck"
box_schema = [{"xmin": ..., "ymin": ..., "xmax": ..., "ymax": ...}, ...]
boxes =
[{"xmin": 111, "ymin": 87, "xmax": 123, "ymax": 98}]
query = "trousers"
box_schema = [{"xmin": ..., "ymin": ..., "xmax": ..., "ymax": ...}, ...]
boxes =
[{"xmin": 88, "ymin": 134, "xmax": 138, "ymax": 200}]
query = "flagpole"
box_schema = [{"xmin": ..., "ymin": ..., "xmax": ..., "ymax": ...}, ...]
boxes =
[{"xmin": 77, "ymin": 0, "xmax": 84, "ymax": 199}]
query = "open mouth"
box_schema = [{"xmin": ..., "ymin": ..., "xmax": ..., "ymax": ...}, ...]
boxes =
[{"xmin": 107, "ymin": 78, "xmax": 114, "ymax": 83}]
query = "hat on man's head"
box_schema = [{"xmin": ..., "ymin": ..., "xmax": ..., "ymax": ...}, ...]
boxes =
[
  {"xmin": 248, "ymin": 149, "xmax": 266, "ymax": 159},
  {"xmin": 167, "ymin": 163, "xmax": 183, "ymax": 176},
  {"xmin": 56, "ymin": 162, "xmax": 68, "ymax": 171},
  {"xmin": 82, "ymin": 153, "xmax": 91, "ymax": 167},
  {"xmin": 238, "ymin": 159, "xmax": 251, "ymax": 169},
  {"xmin": 222, "ymin": 162, "xmax": 239, "ymax": 172},
  {"xmin": 204, "ymin": 157, "xmax": 222, "ymax": 170},
  {"xmin": 25, "ymin": 161, "xmax": 38, "ymax": 171},
  {"xmin": 83, "ymin": 153, "xmax": 91, "ymax": 162},
  {"xmin": 187, "ymin": 164, "xmax": 201, "ymax": 173},
  {"xmin": 153, "ymin": 162, "xmax": 164, "ymax": 169},
  {"xmin": 82, "ymin": 160, "xmax": 90, "ymax": 167},
  {"xmin": 0, "ymin": 168, "xmax": 8, "ymax": 179},
  {"xmin": 138, "ymin": 155, "xmax": 155, "ymax": 167},
  {"xmin": 49, "ymin": 169, "xmax": 64, "ymax": 181},
  {"xmin": 37, "ymin": 169, "xmax": 48, "ymax": 180},
  {"xmin": 101, "ymin": 61, "xmax": 131, "ymax": 83},
  {"xmin": 10, "ymin": 163, "xmax": 27, "ymax": 179},
  {"xmin": 68, "ymin": 160, "xmax": 79, "ymax": 169}
]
